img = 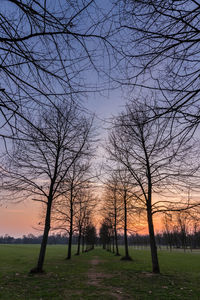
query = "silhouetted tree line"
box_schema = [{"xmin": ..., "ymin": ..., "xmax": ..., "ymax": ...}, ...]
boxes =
[
  {"xmin": 0, "ymin": 234, "xmax": 69, "ymax": 245},
  {"xmin": 155, "ymin": 231, "xmax": 200, "ymax": 251},
  {"xmin": 129, "ymin": 232, "xmax": 200, "ymax": 250},
  {"xmin": 0, "ymin": 230, "xmax": 97, "ymax": 248},
  {"xmin": 2, "ymin": 229, "xmax": 200, "ymax": 250},
  {"xmin": 99, "ymin": 230, "xmax": 200, "ymax": 252}
]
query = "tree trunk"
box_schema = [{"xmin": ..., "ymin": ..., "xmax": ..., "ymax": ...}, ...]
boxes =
[
  {"xmin": 67, "ymin": 198, "xmax": 73, "ymax": 259},
  {"xmin": 147, "ymin": 203, "xmax": 160, "ymax": 273},
  {"xmin": 124, "ymin": 191, "xmax": 129, "ymax": 258},
  {"xmin": 76, "ymin": 226, "xmax": 81, "ymax": 255},
  {"xmin": 121, "ymin": 189, "xmax": 131, "ymax": 260},
  {"xmin": 30, "ymin": 199, "xmax": 52, "ymax": 273},
  {"xmin": 114, "ymin": 203, "xmax": 120, "ymax": 256},
  {"xmin": 109, "ymin": 235, "xmax": 111, "ymax": 251},
  {"xmin": 145, "ymin": 145, "xmax": 160, "ymax": 274},
  {"xmin": 82, "ymin": 234, "xmax": 85, "ymax": 253}
]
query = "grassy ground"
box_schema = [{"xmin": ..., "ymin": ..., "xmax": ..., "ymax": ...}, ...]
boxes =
[{"xmin": 0, "ymin": 244, "xmax": 200, "ymax": 299}]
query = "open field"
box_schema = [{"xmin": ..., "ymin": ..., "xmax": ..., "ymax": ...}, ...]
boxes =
[{"xmin": 0, "ymin": 245, "xmax": 200, "ymax": 299}]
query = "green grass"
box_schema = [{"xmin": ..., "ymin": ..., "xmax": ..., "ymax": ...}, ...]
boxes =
[
  {"xmin": 97, "ymin": 247, "xmax": 200, "ymax": 299},
  {"xmin": 0, "ymin": 244, "xmax": 200, "ymax": 299}
]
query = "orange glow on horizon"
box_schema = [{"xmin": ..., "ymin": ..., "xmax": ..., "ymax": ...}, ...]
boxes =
[{"xmin": 0, "ymin": 201, "xmax": 42, "ymax": 238}]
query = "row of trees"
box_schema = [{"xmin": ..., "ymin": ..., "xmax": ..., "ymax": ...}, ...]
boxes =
[
  {"xmin": 0, "ymin": 0, "xmax": 110, "ymax": 274},
  {"xmin": 0, "ymin": 100, "xmax": 98, "ymax": 272},
  {"xmin": 1, "ymin": 0, "xmax": 200, "ymax": 275},
  {"xmin": 100, "ymin": 101, "xmax": 200, "ymax": 273}
]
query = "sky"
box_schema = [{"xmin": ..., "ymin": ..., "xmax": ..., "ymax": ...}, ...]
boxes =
[
  {"xmin": 0, "ymin": 0, "xmax": 197, "ymax": 238},
  {"xmin": 0, "ymin": 200, "xmax": 42, "ymax": 237}
]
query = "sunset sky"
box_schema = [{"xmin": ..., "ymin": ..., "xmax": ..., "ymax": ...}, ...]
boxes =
[{"xmin": 0, "ymin": 201, "xmax": 41, "ymax": 237}]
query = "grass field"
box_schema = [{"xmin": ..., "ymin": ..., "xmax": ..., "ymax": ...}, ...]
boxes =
[{"xmin": 0, "ymin": 244, "xmax": 200, "ymax": 299}]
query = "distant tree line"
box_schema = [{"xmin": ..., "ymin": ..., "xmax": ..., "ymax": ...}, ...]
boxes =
[
  {"xmin": 0, "ymin": 226, "xmax": 97, "ymax": 250},
  {"xmin": 100, "ymin": 208, "xmax": 200, "ymax": 254},
  {"xmin": 2, "ymin": 227, "xmax": 200, "ymax": 251},
  {"xmin": 100, "ymin": 231, "xmax": 200, "ymax": 251},
  {"xmin": 0, "ymin": 234, "xmax": 67, "ymax": 245}
]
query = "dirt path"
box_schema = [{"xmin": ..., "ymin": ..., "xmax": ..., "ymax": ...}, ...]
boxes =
[{"xmin": 87, "ymin": 256, "xmax": 129, "ymax": 300}]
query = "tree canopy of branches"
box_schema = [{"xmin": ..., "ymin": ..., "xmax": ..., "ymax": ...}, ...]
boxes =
[
  {"xmin": 0, "ymin": 101, "xmax": 94, "ymax": 273},
  {"xmin": 113, "ymin": 0, "xmax": 200, "ymax": 125},
  {"xmin": 0, "ymin": 0, "xmax": 116, "ymax": 137}
]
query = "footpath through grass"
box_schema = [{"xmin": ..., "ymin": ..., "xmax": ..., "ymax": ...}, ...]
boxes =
[{"xmin": 0, "ymin": 244, "xmax": 200, "ymax": 299}]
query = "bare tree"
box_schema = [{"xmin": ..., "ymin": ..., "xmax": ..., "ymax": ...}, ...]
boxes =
[
  {"xmin": 99, "ymin": 217, "xmax": 113, "ymax": 252},
  {"xmin": 175, "ymin": 211, "xmax": 190, "ymax": 252},
  {"xmin": 115, "ymin": 169, "xmax": 133, "ymax": 260},
  {"xmin": 107, "ymin": 101, "xmax": 199, "ymax": 273},
  {"xmin": 0, "ymin": 101, "xmax": 94, "ymax": 273},
  {"xmin": 74, "ymin": 188, "xmax": 96, "ymax": 256},
  {"xmin": 102, "ymin": 174, "xmax": 121, "ymax": 256},
  {"xmin": 102, "ymin": 169, "xmax": 134, "ymax": 259},
  {"xmin": 84, "ymin": 222, "xmax": 97, "ymax": 251},
  {"xmin": 162, "ymin": 213, "xmax": 174, "ymax": 251},
  {"xmin": 51, "ymin": 161, "xmax": 95, "ymax": 260}
]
